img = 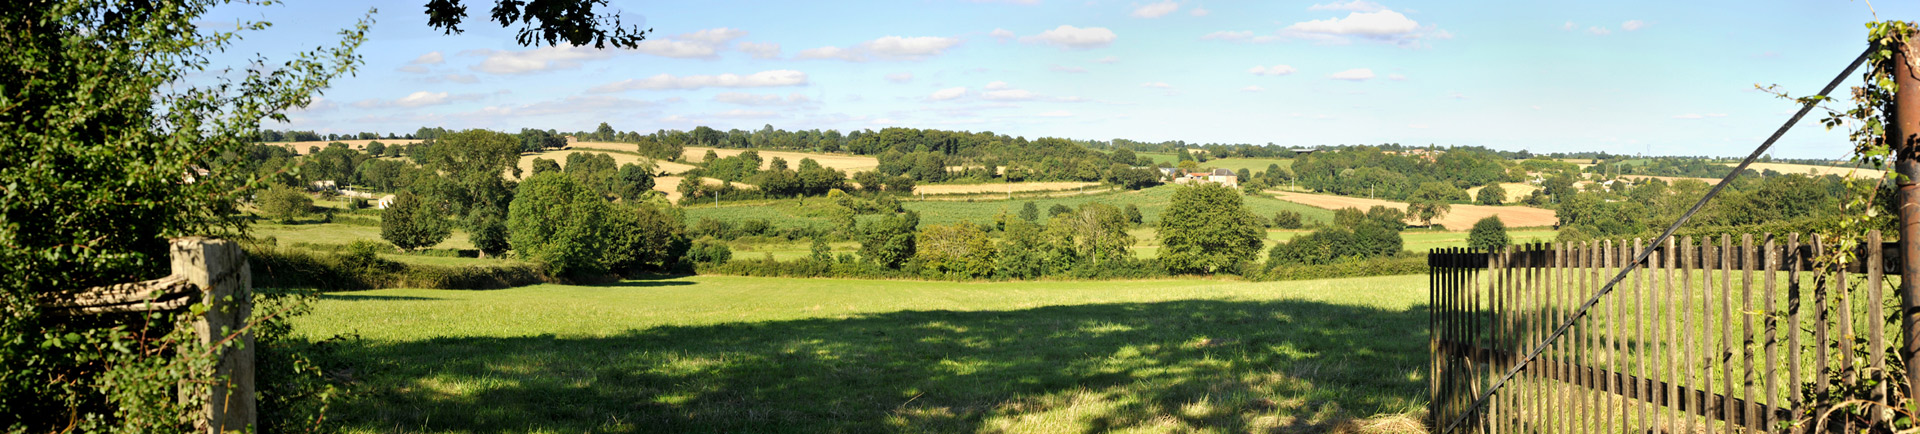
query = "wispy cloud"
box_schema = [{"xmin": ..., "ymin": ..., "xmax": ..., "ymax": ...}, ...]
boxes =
[
  {"xmin": 1131, "ymin": 1, "xmax": 1180, "ymax": 18},
  {"xmin": 797, "ymin": 35, "xmax": 964, "ymax": 61},
  {"xmin": 1328, "ymin": 68, "xmax": 1375, "ymax": 81},
  {"xmin": 1022, "ymin": 25, "xmax": 1118, "ymax": 50},
  {"xmin": 591, "ymin": 70, "xmax": 809, "ymax": 92},
  {"xmin": 1248, "ymin": 64, "xmax": 1296, "ymax": 76}
]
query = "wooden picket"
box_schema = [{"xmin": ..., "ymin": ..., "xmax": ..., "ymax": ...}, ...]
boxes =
[{"xmin": 1430, "ymin": 231, "xmax": 1898, "ymax": 433}]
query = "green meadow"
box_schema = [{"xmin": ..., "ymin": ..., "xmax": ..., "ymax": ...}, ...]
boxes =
[{"xmin": 296, "ymin": 275, "xmax": 1432, "ymax": 433}]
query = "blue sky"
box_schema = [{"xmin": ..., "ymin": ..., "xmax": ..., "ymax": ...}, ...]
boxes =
[{"xmin": 204, "ymin": 0, "xmax": 1918, "ymax": 159}]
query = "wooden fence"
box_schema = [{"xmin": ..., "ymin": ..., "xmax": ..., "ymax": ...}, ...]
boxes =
[
  {"xmin": 1431, "ymin": 232, "xmax": 1899, "ymax": 433},
  {"xmin": 41, "ymin": 237, "xmax": 255, "ymax": 433}
]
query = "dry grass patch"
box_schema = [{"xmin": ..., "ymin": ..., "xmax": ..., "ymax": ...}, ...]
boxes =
[
  {"xmin": 682, "ymin": 146, "xmax": 879, "ymax": 173},
  {"xmin": 1739, "ymin": 162, "xmax": 1880, "ymax": 179},
  {"xmin": 272, "ymin": 139, "xmax": 421, "ymax": 152},
  {"xmin": 654, "ymin": 176, "xmax": 747, "ymax": 202},
  {"xmin": 914, "ymin": 182, "xmax": 1101, "ymax": 195},
  {"xmin": 1463, "ymin": 183, "xmax": 1538, "ymax": 204},
  {"xmin": 1268, "ymin": 190, "xmax": 1558, "ymax": 229}
]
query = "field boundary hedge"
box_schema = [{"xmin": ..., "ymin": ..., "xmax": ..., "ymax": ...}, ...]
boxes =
[{"xmin": 247, "ymin": 244, "xmax": 552, "ymax": 291}]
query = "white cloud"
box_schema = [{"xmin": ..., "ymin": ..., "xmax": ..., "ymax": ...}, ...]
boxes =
[
  {"xmin": 352, "ymin": 91, "xmax": 486, "ymax": 109},
  {"xmin": 983, "ymin": 89, "xmax": 1037, "ymax": 101},
  {"xmin": 713, "ymin": 92, "xmax": 814, "ymax": 106},
  {"xmin": 1190, "ymin": 6, "xmax": 1210, "ymax": 16},
  {"xmin": 1240, "ymin": 85, "xmax": 1265, "ymax": 92},
  {"xmin": 409, "ymin": 52, "xmax": 444, "ymax": 65},
  {"xmin": 1140, "ymin": 82, "xmax": 1171, "ymax": 88},
  {"xmin": 1283, "ymin": 9, "xmax": 1445, "ymax": 47},
  {"xmin": 1050, "ymin": 65, "xmax": 1088, "ymax": 73},
  {"xmin": 1132, "ymin": 1, "xmax": 1180, "ymax": 18},
  {"xmin": 736, "ymin": 41, "xmax": 782, "ymax": 59},
  {"xmin": 1037, "ymin": 110, "xmax": 1073, "ymax": 117},
  {"xmin": 1307, "ymin": 0, "xmax": 1384, "ymax": 12},
  {"xmin": 428, "ymin": 73, "xmax": 479, "ymax": 84},
  {"xmin": 632, "ymin": 28, "xmax": 748, "ymax": 59},
  {"xmin": 466, "ymin": 46, "xmax": 614, "ymax": 74},
  {"xmin": 1588, "ymin": 26, "xmax": 1611, "ymax": 36},
  {"xmin": 1328, "ymin": 68, "xmax": 1375, "ymax": 81},
  {"xmin": 1093, "ymin": 56, "xmax": 1121, "ymax": 63},
  {"xmin": 1387, "ymin": 73, "xmax": 1407, "ymax": 81},
  {"xmin": 798, "ymin": 36, "xmax": 962, "ymax": 61},
  {"xmin": 1622, "ymin": 20, "xmax": 1647, "ymax": 31},
  {"xmin": 990, "ymin": 28, "xmax": 1016, "ymax": 42},
  {"xmin": 931, "ymin": 87, "xmax": 969, "ymax": 101},
  {"xmin": 1248, "ymin": 64, "xmax": 1296, "ymax": 76},
  {"xmin": 1023, "ymin": 25, "xmax": 1118, "ymax": 50},
  {"xmin": 985, "ymin": 81, "xmax": 1011, "ymax": 90},
  {"xmin": 590, "ymin": 70, "xmax": 809, "ymax": 92},
  {"xmin": 886, "ymin": 72, "xmax": 914, "ymax": 83}
]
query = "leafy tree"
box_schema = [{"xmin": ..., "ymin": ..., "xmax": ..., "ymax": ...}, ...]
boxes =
[
  {"xmin": 1124, "ymin": 203, "xmax": 1143, "ymax": 225},
  {"xmin": 606, "ymin": 203, "xmax": 689, "ymax": 272},
  {"xmin": 1468, "ymin": 216, "xmax": 1510, "ymax": 252},
  {"xmin": 859, "ymin": 211, "xmax": 919, "ymax": 268},
  {"xmin": 366, "ymin": 140, "xmax": 386, "ymax": 156},
  {"xmin": 1235, "ymin": 168, "xmax": 1252, "ymax": 183},
  {"xmin": 677, "ymin": 176, "xmax": 704, "ymax": 204},
  {"xmin": 257, "ymin": 184, "xmax": 313, "ymax": 223},
  {"xmin": 613, "ymin": 163, "xmax": 656, "ymax": 201},
  {"xmin": 1048, "ymin": 204, "xmax": 1072, "ymax": 217},
  {"xmin": 916, "ymin": 222, "xmax": 997, "ymax": 277},
  {"xmin": 531, "ymin": 157, "xmax": 561, "ymax": 175},
  {"xmin": 1272, "ymin": 210, "xmax": 1303, "ymax": 229},
  {"xmin": 1406, "ymin": 182, "xmax": 1458, "ymax": 227},
  {"xmin": 1111, "ymin": 148, "xmax": 1137, "ymax": 165},
  {"xmin": 1048, "ymin": 203, "xmax": 1136, "ymax": 266},
  {"xmin": 1476, "ymin": 184, "xmax": 1507, "ymax": 205},
  {"xmin": 1157, "ymin": 184, "xmax": 1266, "ymax": 273},
  {"xmin": 508, "ymin": 172, "xmax": 612, "ymax": 275},
  {"xmin": 994, "ymin": 220, "xmax": 1047, "ymax": 279},
  {"xmin": 1020, "ymin": 201, "xmax": 1040, "ymax": 222},
  {"xmin": 810, "ymin": 237, "xmax": 833, "ymax": 263},
  {"xmin": 382, "ymin": 191, "xmax": 452, "ymax": 251},
  {"xmin": 466, "ymin": 206, "xmax": 511, "ymax": 258},
  {"xmin": 686, "ymin": 237, "xmax": 732, "ymax": 264},
  {"xmin": 1365, "ymin": 205, "xmax": 1408, "ymax": 231}
]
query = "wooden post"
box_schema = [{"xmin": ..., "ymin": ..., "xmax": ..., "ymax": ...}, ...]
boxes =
[
  {"xmin": 1891, "ymin": 31, "xmax": 1920, "ymax": 408},
  {"xmin": 171, "ymin": 237, "xmax": 255, "ymax": 433}
]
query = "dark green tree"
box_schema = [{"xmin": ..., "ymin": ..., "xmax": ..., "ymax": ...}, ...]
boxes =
[
  {"xmin": 859, "ymin": 211, "xmax": 919, "ymax": 268},
  {"xmin": 1157, "ymin": 184, "xmax": 1266, "ymax": 274},
  {"xmin": 507, "ymin": 172, "xmax": 612, "ymax": 275},
  {"xmin": 1020, "ymin": 201, "xmax": 1040, "ymax": 222},
  {"xmin": 256, "ymin": 184, "xmax": 313, "ymax": 223},
  {"xmin": 613, "ymin": 163, "xmax": 656, "ymax": 201},
  {"xmin": 1476, "ymin": 184, "xmax": 1507, "ymax": 205},
  {"xmin": 381, "ymin": 191, "xmax": 452, "ymax": 251},
  {"xmin": 1124, "ymin": 203, "xmax": 1143, "ymax": 225},
  {"xmin": 466, "ymin": 206, "xmax": 511, "ymax": 258},
  {"xmin": 1468, "ymin": 216, "xmax": 1510, "ymax": 252},
  {"xmin": 531, "ymin": 157, "xmax": 562, "ymax": 175}
]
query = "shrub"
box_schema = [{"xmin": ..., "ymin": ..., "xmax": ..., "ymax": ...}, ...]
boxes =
[
  {"xmin": 1271, "ymin": 210, "xmax": 1303, "ymax": 229},
  {"xmin": 686, "ymin": 237, "xmax": 733, "ymax": 264},
  {"xmin": 1476, "ymin": 184, "xmax": 1507, "ymax": 205}
]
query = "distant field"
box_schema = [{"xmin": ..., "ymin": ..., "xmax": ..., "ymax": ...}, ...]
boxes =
[
  {"xmin": 1464, "ymin": 182, "xmax": 1539, "ymax": 203},
  {"xmin": 270, "ymin": 139, "xmax": 421, "ymax": 153},
  {"xmin": 1268, "ymin": 190, "xmax": 1558, "ymax": 229},
  {"xmin": 913, "ymin": 181, "xmax": 1100, "ymax": 196},
  {"xmin": 295, "ymin": 274, "xmax": 1430, "ymax": 433},
  {"xmin": 1202, "ymin": 157, "xmax": 1293, "ymax": 173},
  {"xmin": 678, "ymin": 184, "xmax": 1337, "ymax": 232},
  {"xmin": 683, "ymin": 146, "xmax": 878, "ymax": 173},
  {"xmin": 252, "ymin": 221, "xmax": 474, "ymax": 251},
  {"xmin": 1737, "ymin": 162, "xmax": 1880, "ymax": 179},
  {"xmin": 655, "ymin": 175, "xmax": 749, "ymax": 202}
]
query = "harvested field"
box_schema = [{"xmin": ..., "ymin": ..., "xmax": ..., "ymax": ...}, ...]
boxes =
[
  {"xmin": 654, "ymin": 176, "xmax": 749, "ymax": 202},
  {"xmin": 913, "ymin": 181, "xmax": 1100, "ymax": 195},
  {"xmin": 513, "ymin": 149, "xmax": 687, "ymax": 177},
  {"xmin": 683, "ymin": 146, "xmax": 878, "ymax": 173},
  {"xmin": 1614, "ymin": 174, "xmax": 1717, "ymax": 185},
  {"xmin": 270, "ymin": 139, "xmax": 421, "ymax": 153},
  {"xmin": 1267, "ymin": 190, "xmax": 1559, "ymax": 229},
  {"xmin": 1463, "ymin": 182, "xmax": 1538, "ymax": 203},
  {"xmin": 1737, "ymin": 162, "xmax": 1880, "ymax": 179}
]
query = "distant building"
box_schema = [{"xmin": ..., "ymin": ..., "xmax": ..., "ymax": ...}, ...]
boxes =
[{"xmin": 1205, "ymin": 168, "xmax": 1239, "ymax": 187}]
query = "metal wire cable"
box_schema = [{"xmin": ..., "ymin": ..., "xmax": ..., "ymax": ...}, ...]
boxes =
[{"xmin": 1437, "ymin": 47, "xmax": 1872, "ymax": 434}]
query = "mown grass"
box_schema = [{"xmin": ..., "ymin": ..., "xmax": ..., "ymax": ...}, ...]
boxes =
[
  {"xmin": 680, "ymin": 184, "xmax": 1338, "ymax": 231},
  {"xmin": 1202, "ymin": 158, "xmax": 1295, "ymax": 174},
  {"xmin": 297, "ymin": 275, "xmax": 1432, "ymax": 433}
]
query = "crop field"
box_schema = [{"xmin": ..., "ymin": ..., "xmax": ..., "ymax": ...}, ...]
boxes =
[
  {"xmin": 1736, "ymin": 162, "xmax": 1880, "ymax": 179},
  {"xmin": 1267, "ymin": 191, "xmax": 1558, "ymax": 229},
  {"xmin": 683, "ymin": 146, "xmax": 879, "ymax": 173},
  {"xmin": 295, "ymin": 274, "xmax": 1430, "ymax": 433},
  {"xmin": 270, "ymin": 139, "xmax": 422, "ymax": 153},
  {"xmin": 679, "ymin": 185, "xmax": 1336, "ymax": 231},
  {"xmin": 655, "ymin": 175, "xmax": 747, "ymax": 202},
  {"xmin": 1202, "ymin": 158, "xmax": 1294, "ymax": 173},
  {"xmin": 514, "ymin": 149, "xmax": 684, "ymax": 176},
  {"xmin": 913, "ymin": 181, "xmax": 1101, "ymax": 196},
  {"xmin": 1463, "ymin": 183, "xmax": 1539, "ymax": 203}
]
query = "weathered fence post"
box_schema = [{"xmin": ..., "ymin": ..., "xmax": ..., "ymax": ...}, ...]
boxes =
[
  {"xmin": 1892, "ymin": 32, "xmax": 1920, "ymax": 404},
  {"xmin": 171, "ymin": 237, "xmax": 255, "ymax": 433}
]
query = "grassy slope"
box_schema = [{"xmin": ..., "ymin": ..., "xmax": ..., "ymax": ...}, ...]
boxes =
[
  {"xmin": 298, "ymin": 275, "xmax": 1430, "ymax": 433},
  {"xmin": 680, "ymin": 185, "xmax": 1337, "ymax": 231}
]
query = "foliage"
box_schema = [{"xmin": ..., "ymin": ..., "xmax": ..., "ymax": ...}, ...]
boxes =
[
  {"xmin": 915, "ymin": 222, "xmax": 997, "ymax": 278},
  {"xmin": 0, "ymin": 1, "xmax": 370, "ymax": 428},
  {"xmin": 380, "ymin": 191, "xmax": 452, "ymax": 251},
  {"xmin": 859, "ymin": 211, "xmax": 920, "ymax": 268},
  {"xmin": 507, "ymin": 172, "xmax": 612, "ymax": 276},
  {"xmin": 1255, "ymin": 255, "xmax": 1426, "ymax": 281},
  {"xmin": 423, "ymin": 0, "xmax": 651, "ymax": 49},
  {"xmin": 1156, "ymin": 184, "xmax": 1266, "ymax": 274},
  {"xmin": 258, "ymin": 184, "xmax": 315, "ymax": 223},
  {"xmin": 247, "ymin": 242, "xmax": 548, "ymax": 291},
  {"xmin": 531, "ymin": 157, "xmax": 561, "ymax": 175},
  {"xmin": 1020, "ymin": 201, "xmax": 1040, "ymax": 222},
  {"xmin": 605, "ymin": 203, "xmax": 690, "ymax": 272},
  {"xmin": 1266, "ymin": 224, "xmax": 1403, "ymax": 266},
  {"xmin": 1405, "ymin": 182, "xmax": 1459, "ymax": 227},
  {"xmin": 686, "ymin": 237, "xmax": 733, "ymax": 264},
  {"xmin": 1291, "ymin": 146, "xmax": 1513, "ymax": 200},
  {"xmin": 1272, "ymin": 210, "xmax": 1303, "ymax": 229},
  {"xmin": 466, "ymin": 206, "xmax": 511, "ymax": 258},
  {"xmin": 1476, "ymin": 184, "xmax": 1506, "ymax": 205},
  {"xmin": 1467, "ymin": 216, "xmax": 1510, "ymax": 252}
]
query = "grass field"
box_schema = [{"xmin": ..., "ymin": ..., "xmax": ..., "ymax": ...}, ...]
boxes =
[
  {"xmin": 913, "ymin": 181, "xmax": 1101, "ymax": 196},
  {"xmin": 1736, "ymin": 162, "xmax": 1879, "ymax": 179},
  {"xmin": 1202, "ymin": 158, "xmax": 1294, "ymax": 174},
  {"xmin": 683, "ymin": 146, "xmax": 879, "ymax": 172},
  {"xmin": 296, "ymin": 275, "xmax": 1431, "ymax": 433},
  {"xmin": 1268, "ymin": 190, "xmax": 1558, "ymax": 229},
  {"xmin": 679, "ymin": 184, "xmax": 1339, "ymax": 231}
]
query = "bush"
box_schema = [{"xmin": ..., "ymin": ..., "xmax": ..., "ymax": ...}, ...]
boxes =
[
  {"xmin": 686, "ymin": 237, "xmax": 733, "ymax": 264},
  {"xmin": 1476, "ymin": 184, "xmax": 1507, "ymax": 205},
  {"xmin": 381, "ymin": 190, "xmax": 451, "ymax": 251},
  {"xmin": 1272, "ymin": 210, "xmax": 1303, "ymax": 229},
  {"xmin": 1256, "ymin": 255, "xmax": 1426, "ymax": 281},
  {"xmin": 247, "ymin": 243, "xmax": 550, "ymax": 291}
]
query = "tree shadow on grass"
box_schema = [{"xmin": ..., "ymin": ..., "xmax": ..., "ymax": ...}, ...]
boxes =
[{"xmin": 325, "ymin": 299, "xmax": 1431, "ymax": 433}]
